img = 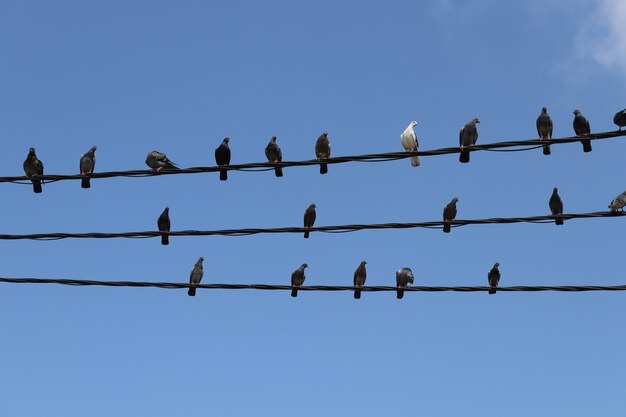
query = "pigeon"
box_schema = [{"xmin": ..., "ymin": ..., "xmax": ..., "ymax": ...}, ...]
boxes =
[
  {"xmin": 188, "ymin": 256, "xmax": 204, "ymax": 297},
  {"xmin": 146, "ymin": 151, "xmax": 179, "ymax": 172},
  {"xmin": 536, "ymin": 107, "xmax": 553, "ymax": 156},
  {"xmin": 291, "ymin": 263, "xmax": 308, "ymax": 297},
  {"xmin": 79, "ymin": 146, "xmax": 97, "ymax": 189},
  {"xmin": 549, "ymin": 187, "xmax": 564, "ymax": 225},
  {"xmin": 488, "ymin": 262, "xmax": 500, "ymax": 295},
  {"xmin": 315, "ymin": 132, "xmax": 331, "ymax": 174},
  {"xmin": 400, "ymin": 121, "xmax": 420, "ymax": 167},
  {"xmin": 396, "ymin": 267, "xmax": 414, "ymax": 299},
  {"xmin": 23, "ymin": 147, "xmax": 44, "ymax": 193},
  {"xmin": 442, "ymin": 197, "xmax": 459, "ymax": 233},
  {"xmin": 265, "ymin": 136, "xmax": 283, "ymax": 177},
  {"xmin": 303, "ymin": 204, "xmax": 317, "ymax": 239},
  {"xmin": 215, "ymin": 137, "xmax": 231, "ymax": 181},
  {"xmin": 459, "ymin": 118, "xmax": 479, "ymax": 163},
  {"xmin": 573, "ymin": 110, "xmax": 592, "ymax": 152},
  {"xmin": 157, "ymin": 207, "xmax": 171, "ymax": 245},
  {"xmin": 609, "ymin": 190, "xmax": 626, "ymax": 212},
  {"xmin": 353, "ymin": 261, "xmax": 367, "ymax": 299},
  {"xmin": 614, "ymin": 108, "xmax": 626, "ymax": 130}
]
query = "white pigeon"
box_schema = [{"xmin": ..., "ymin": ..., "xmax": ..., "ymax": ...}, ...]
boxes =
[
  {"xmin": 400, "ymin": 121, "xmax": 420, "ymax": 167},
  {"xmin": 608, "ymin": 191, "xmax": 626, "ymax": 212}
]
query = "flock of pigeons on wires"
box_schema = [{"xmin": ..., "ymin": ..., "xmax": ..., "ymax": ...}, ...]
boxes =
[{"xmin": 20, "ymin": 107, "xmax": 626, "ymax": 299}]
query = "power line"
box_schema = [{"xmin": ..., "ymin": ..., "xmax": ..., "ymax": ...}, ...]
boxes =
[
  {"xmin": 0, "ymin": 210, "xmax": 622, "ymax": 241},
  {"xmin": 3, "ymin": 130, "xmax": 625, "ymax": 185},
  {"xmin": 0, "ymin": 277, "xmax": 625, "ymax": 293}
]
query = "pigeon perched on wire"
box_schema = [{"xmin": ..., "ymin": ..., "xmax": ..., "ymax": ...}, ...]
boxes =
[
  {"xmin": 396, "ymin": 267, "xmax": 414, "ymax": 299},
  {"xmin": 400, "ymin": 121, "xmax": 420, "ymax": 167},
  {"xmin": 549, "ymin": 188, "xmax": 564, "ymax": 225},
  {"xmin": 442, "ymin": 197, "xmax": 458, "ymax": 233},
  {"xmin": 79, "ymin": 146, "xmax": 97, "ymax": 188},
  {"xmin": 188, "ymin": 256, "xmax": 204, "ymax": 297},
  {"xmin": 315, "ymin": 132, "xmax": 331, "ymax": 174},
  {"xmin": 609, "ymin": 191, "xmax": 626, "ymax": 212},
  {"xmin": 573, "ymin": 110, "xmax": 592, "ymax": 152},
  {"xmin": 614, "ymin": 108, "xmax": 626, "ymax": 131},
  {"xmin": 488, "ymin": 263, "xmax": 500, "ymax": 295},
  {"xmin": 215, "ymin": 137, "xmax": 231, "ymax": 181},
  {"xmin": 157, "ymin": 207, "xmax": 171, "ymax": 245},
  {"xmin": 353, "ymin": 261, "xmax": 367, "ymax": 299},
  {"xmin": 265, "ymin": 136, "xmax": 283, "ymax": 177},
  {"xmin": 23, "ymin": 147, "xmax": 44, "ymax": 193},
  {"xmin": 145, "ymin": 151, "xmax": 179, "ymax": 172},
  {"xmin": 459, "ymin": 118, "xmax": 479, "ymax": 163},
  {"xmin": 303, "ymin": 204, "xmax": 317, "ymax": 238},
  {"xmin": 291, "ymin": 263, "xmax": 308, "ymax": 297},
  {"xmin": 536, "ymin": 107, "xmax": 553, "ymax": 156}
]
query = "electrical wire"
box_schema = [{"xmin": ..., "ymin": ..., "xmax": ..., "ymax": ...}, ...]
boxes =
[
  {"xmin": 0, "ymin": 210, "xmax": 622, "ymax": 241},
  {"xmin": 0, "ymin": 277, "xmax": 625, "ymax": 293},
  {"xmin": 3, "ymin": 130, "xmax": 625, "ymax": 185}
]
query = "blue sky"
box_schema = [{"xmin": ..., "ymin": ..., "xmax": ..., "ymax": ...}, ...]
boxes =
[{"xmin": 1, "ymin": 1, "xmax": 625, "ymax": 416}]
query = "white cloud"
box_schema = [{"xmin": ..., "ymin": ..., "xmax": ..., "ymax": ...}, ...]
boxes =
[{"xmin": 576, "ymin": 0, "xmax": 626, "ymax": 77}]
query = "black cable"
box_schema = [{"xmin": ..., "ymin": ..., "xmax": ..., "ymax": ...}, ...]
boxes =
[
  {"xmin": 2, "ymin": 130, "xmax": 625, "ymax": 185},
  {"xmin": 0, "ymin": 210, "xmax": 622, "ymax": 241},
  {"xmin": 0, "ymin": 277, "xmax": 625, "ymax": 292}
]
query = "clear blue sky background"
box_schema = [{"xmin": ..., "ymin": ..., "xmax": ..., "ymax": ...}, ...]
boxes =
[{"xmin": 1, "ymin": 1, "xmax": 625, "ymax": 415}]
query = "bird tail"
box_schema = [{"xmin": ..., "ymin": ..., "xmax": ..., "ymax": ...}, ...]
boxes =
[
  {"xmin": 220, "ymin": 169, "xmax": 228, "ymax": 181},
  {"xmin": 410, "ymin": 156, "xmax": 420, "ymax": 167},
  {"xmin": 488, "ymin": 288, "xmax": 496, "ymax": 295},
  {"xmin": 320, "ymin": 163, "xmax": 328, "ymax": 174},
  {"xmin": 459, "ymin": 150, "xmax": 470, "ymax": 163},
  {"xmin": 275, "ymin": 166, "xmax": 283, "ymax": 177},
  {"xmin": 188, "ymin": 286, "xmax": 196, "ymax": 297},
  {"xmin": 161, "ymin": 234, "xmax": 169, "ymax": 245},
  {"xmin": 32, "ymin": 179, "xmax": 42, "ymax": 193},
  {"xmin": 582, "ymin": 139, "xmax": 592, "ymax": 153},
  {"xmin": 555, "ymin": 218, "xmax": 564, "ymax": 226},
  {"xmin": 81, "ymin": 177, "xmax": 91, "ymax": 189},
  {"xmin": 542, "ymin": 144, "xmax": 551, "ymax": 156},
  {"xmin": 397, "ymin": 289, "xmax": 404, "ymax": 299},
  {"xmin": 165, "ymin": 163, "xmax": 180, "ymax": 170},
  {"xmin": 304, "ymin": 230, "xmax": 309, "ymax": 239},
  {"xmin": 291, "ymin": 288, "xmax": 298, "ymax": 297},
  {"xmin": 443, "ymin": 223, "xmax": 451, "ymax": 233},
  {"xmin": 354, "ymin": 289, "xmax": 361, "ymax": 299}
]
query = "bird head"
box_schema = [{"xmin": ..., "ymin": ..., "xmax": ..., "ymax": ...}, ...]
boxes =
[
  {"xmin": 451, "ymin": 197, "xmax": 459, "ymax": 204},
  {"xmin": 361, "ymin": 260, "xmax": 367, "ymax": 266},
  {"xmin": 309, "ymin": 203, "xmax": 316, "ymax": 209},
  {"xmin": 302, "ymin": 263, "xmax": 309, "ymax": 269},
  {"xmin": 573, "ymin": 109, "xmax": 581, "ymax": 116},
  {"xmin": 494, "ymin": 262, "xmax": 500, "ymax": 268},
  {"xmin": 322, "ymin": 132, "xmax": 328, "ymax": 138},
  {"xmin": 164, "ymin": 207, "xmax": 169, "ymax": 212},
  {"xmin": 270, "ymin": 136, "xmax": 277, "ymax": 142},
  {"xmin": 472, "ymin": 117, "xmax": 480, "ymax": 124},
  {"xmin": 411, "ymin": 121, "xmax": 417, "ymax": 127},
  {"xmin": 198, "ymin": 257, "xmax": 204, "ymax": 263},
  {"xmin": 553, "ymin": 187, "xmax": 558, "ymax": 193},
  {"xmin": 28, "ymin": 147, "xmax": 36, "ymax": 155},
  {"xmin": 90, "ymin": 146, "xmax": 98, "ymax": 152},
  {"xmin": 541, "ymin": 106, "xmax": 547, "ymax": 113},
  {"xmin": 223, "ymin": 137, "xmax": 230, "ymax": 143}
]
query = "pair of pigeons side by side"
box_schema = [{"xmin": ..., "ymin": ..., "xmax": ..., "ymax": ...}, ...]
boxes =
[{"xmin": 22, "ymin": 146, "xmax": 97, "ymax": 193}]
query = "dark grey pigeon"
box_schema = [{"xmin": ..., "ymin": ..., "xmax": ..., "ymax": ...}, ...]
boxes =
[
  {"xmin": 215, "ymin": 137, "xmax": 231, "ymax": 181},
  {"xmin": 188, "ymin": 256, "xmax": 204, "ymax": 297},
  {"xmin": 315, "ymin": 132, "xmax": 331, "ymax": 174},
  {"xmin": 291, "ymin": 263, "xmax": 308, "ymax": 297},
  {"xmin": 549, "ymin": 187, "xmax": 564, "ymax": 225},
  {"xmin": 609, "ymin": 190, "xmax": 626, "ymax": 212},
  {"xmin": 157, "ymin": 207, "xmax": 171, "ymax": 245},
  {"xmin": 442, "ymin": 197, "xmax": 459, "ymax": 233},
  {"xmin": 303, "ymin": 204, "xmax": 317, "ymax": 238},
  {"xmin": 265, "ymin": 136, "xmax": 283, "ymax": 177},
  {"xmin": 79, "ymin": 146, "xmax": 97, "ymax": 189},
  {"xmin": 146, "ymin": 151, "xmax": 179, "ymax": 172},
  {"xmin": 573, "ymin": 110, "xmax": 592, "ymax": 152},
  {"xmin": 353, "ymin": 261, "xmax": 367, "ymax": 299},
  {"xmin": 396, "ymin": 267, "xmax": 414, "ymax": 299},
  {"xmin": 536, "ymin": 107, "xmax": 553, "ymax": 156},
  {"xmin": 23, "ymin": 147, "xmax": 44, "ymax": 193},
  {"xmin": 459, "ymin": 118, "xmax": 479, "ymax": 163},
  {"xmin": 614, "ymin": 108, "xmax": 626, "ymax": 130},
  {"xmin": 488, "ymin": 262, "xmax": 500, "ymax": 295}
]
